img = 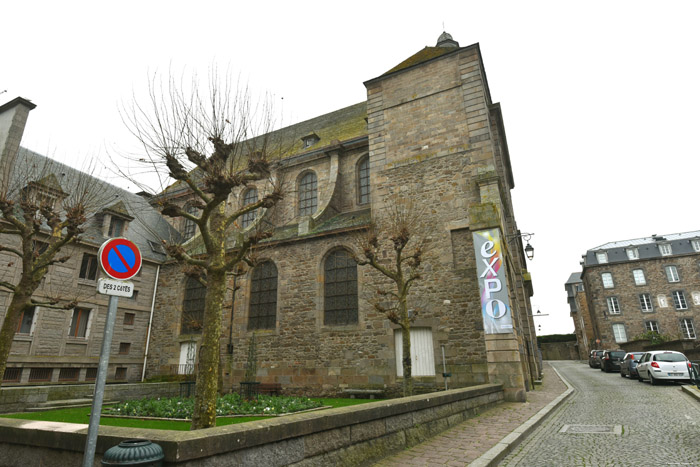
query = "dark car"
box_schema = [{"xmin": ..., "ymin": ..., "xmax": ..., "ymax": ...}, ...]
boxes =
[
  {"xmin": 589, "ymin": 350, "xmax": 604, "ymax": 368},
  {"xmin": 601, "ymin": 350, "xmax": 626, "ymax": 372},
  {"xmin": 620, "ymin": 352, "xmax": 643, "ymax": 378}
]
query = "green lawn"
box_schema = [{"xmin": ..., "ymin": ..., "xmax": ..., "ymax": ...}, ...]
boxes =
[{"xmin": 0, "ymin": 397, "xmax": 377, "ymax": 431}]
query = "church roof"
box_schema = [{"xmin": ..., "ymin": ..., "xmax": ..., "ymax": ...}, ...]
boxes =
[{"xmin": 383, "ymin": 46, "xmax": 457, "ymax": 76}]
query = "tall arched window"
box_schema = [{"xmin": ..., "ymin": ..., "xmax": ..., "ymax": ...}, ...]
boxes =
[
  {"xmin": 181, "ymin": 277, "xmax": 205, "ymax": 334},
  {"xmin": 241, "ymin": 188, "xmax": 258, "ymax": 229},
  {"xmin": 324, "ymin": 250, "xmax": 358, "ymax": 325},
  {"xmin": 248, "ymin": 261, "xmax": 278, "ymax": 330},
  {"xmin": 358, "ymin": 156, "xmax": 370, "ymax": 205},
  {"xmin": 183, "ymin": 204, "xmax": 199, "ymax": 240},
  {"xmin": 299, "ymin": 172, "xmax": 318, "ymax": 216}
]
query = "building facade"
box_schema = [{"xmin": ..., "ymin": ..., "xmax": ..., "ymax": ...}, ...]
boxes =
[
  {"xmin": 577, "ymin": 231, "xmax": 700, "ymax": 350},
  {"xmin": 564, "ymin": 272, "xmax": 593, "ymax": 359},
  {"xmin": 0, "ymin": 98, "xmax": 175, "ymax": 386},
  {"xmin": 146, "ymin": 33, "xmax": 539, "ymax": 400}
]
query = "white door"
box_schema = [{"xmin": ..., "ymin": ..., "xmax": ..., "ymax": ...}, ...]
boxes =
[
  {"xmin": 179, "ymin": 341, "xmax": 197, "ymax": 375},
  {"xmin": 395, "ymin": 328, "xmax": 436, "ymax": 377}
]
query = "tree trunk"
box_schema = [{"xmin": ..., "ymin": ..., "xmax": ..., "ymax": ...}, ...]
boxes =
[
  {"xmin": 190, "ymin": 206, "xmax": 227, "ymax": 430},
  {"xmin": 0, "ymin": 289, "xmax": 33, "ymax": 387},
  {"xmin": 190, "ymin": 268, "xmax": 226, "ymax": 429},
  {"xmin": 400, "ymin": 297, "xmax": 413, "ymax": 397}
]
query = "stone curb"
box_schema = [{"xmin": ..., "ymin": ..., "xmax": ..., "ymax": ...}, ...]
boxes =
[
  {"xmin": 468, "ymin": 365, "xmax": 575, "ymax": 467},
  {"xmin": 681, "ymin": 384, "xmax": 700, "ymax": 403}
]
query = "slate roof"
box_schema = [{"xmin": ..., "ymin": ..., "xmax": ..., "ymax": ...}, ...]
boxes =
[
  {"xmin": 590, "ymin": 231, "xmax": 700, "ymax": 250},
  {"xmin": 583, "ymin": 230, "xmax": 700, "ymax": 267},
  {"xmin": 161, "ymin": 101, "xmax": 368, "ymax": 198},
  {"xmin": 565, "ymin": 272, "xmax": 582, "ymax": 285},
  {"xmin": 13, "ymin": 148, "xmax": 179, "ymax": 262}
]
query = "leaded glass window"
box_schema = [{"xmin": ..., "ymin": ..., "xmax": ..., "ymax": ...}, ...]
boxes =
[
  {"xmin": 181, "ymin": 277, "xmax": 205, "ymax": 334},
  {"xmin": 324, "ymin": 250, "xmax": 358, "ymax": 325},
  {"xmin": 241, "ymin": 188, "xmax": 259, "ymax": 229},
  {"xmin": 183, "ymin": 204, "xmax": 199, "ymax": 240},
  {"xmin": 358, "ymin": 157, "xmax": 370, "ymax": 205},
  {"xmin": 248, "ymin": 261, "xmax": 277, "ymax": 330},
  {"xmin": 299, "ymin": 172, "xmax": 318, "ymax": 216}
]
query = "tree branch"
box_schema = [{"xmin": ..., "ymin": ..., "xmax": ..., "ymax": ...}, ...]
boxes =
[{"xmin": 0, "ymin": 245, "xmax": 23, "ymax": 258}]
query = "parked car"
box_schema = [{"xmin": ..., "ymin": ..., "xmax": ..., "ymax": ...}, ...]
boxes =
[
  {"xmin": 589, "ymin": 350, "xmax": 604, "ymax": 368},
  {"xmin": 637, "ymin": 350, "xmax": 691, "ymax": 385},
  {"xmin": 600, "ymin": 350, "xmax": 626, "ymax": 372},
  {"xmin": 620, "ymin": 352, "xmax": 642, "ymax": 378}
]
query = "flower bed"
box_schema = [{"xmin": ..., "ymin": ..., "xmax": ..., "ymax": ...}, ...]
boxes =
[{"xmin": 102, "ymin": 393, "xmax": 323, "ymax": 419}]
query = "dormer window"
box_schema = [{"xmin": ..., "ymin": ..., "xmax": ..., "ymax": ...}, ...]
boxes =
[
  {"xmin": 301, "ymin": 133, "xmax": 320, "ymax": 149},
  {"xmin": 692, "ymin": 240, "xmax": 700, "ymax": 252},
  {"xmin": 109, "ymin": 217, "xmax": 125, "ymax": 236},
  {"xmin": 659, "ymin": 244, "xmax": 672, "ymax": 256},
  {"xmin": 20, "ymin": 174, "xmax": 67, "ymax": 213},
  {"xmin": 626, "ymin": 248, "xmax": 639, "ymax": 260},
  {"xmin": 101, "ymin": 201, "xmax": 133, "ymax": 238},
  {"xmin": 595, "ymin": 252, "xmax": 608, "ymax": 264}
]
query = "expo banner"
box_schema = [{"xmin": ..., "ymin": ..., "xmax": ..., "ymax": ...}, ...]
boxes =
[{"xmin": 473, "ymin": 229, "xmax": 513, "ymax": 334}]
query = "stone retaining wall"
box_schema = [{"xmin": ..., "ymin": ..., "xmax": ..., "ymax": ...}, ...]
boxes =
[
  {"xmin": 0, "ymin": 383, "xmax": 503, "ymax": 466},
  {"xmin": 0, "ymin": 382, "xmax": 181, "ymax": 414}
]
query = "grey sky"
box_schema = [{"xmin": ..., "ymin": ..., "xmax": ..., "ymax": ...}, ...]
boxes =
[{"xmin": 4, "ymin": 1, "xmax": 699, "ymax": 335}]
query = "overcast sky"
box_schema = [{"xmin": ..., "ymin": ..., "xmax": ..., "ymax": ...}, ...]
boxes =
[{"xmin": 4, "ymin": 1, "xmax": 700, "ymax": 335}]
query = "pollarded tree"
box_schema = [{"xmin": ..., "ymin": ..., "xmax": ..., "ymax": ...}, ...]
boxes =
[
  {"xmin": 122, "ymin": 72, "xmax": 285, "ymax": 429},
  {"xmin": 0, "ymin": 155, "xmax": 98, "ymax": 386},
  {"xmin": 354, "ymin": 202, "xmax": 428, "ymax": 397}
]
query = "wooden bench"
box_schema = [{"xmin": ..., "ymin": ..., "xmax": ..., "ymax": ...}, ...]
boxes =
[{"xmin": 341, "ymin": 388, "xmax": 384, "ymax": 399}]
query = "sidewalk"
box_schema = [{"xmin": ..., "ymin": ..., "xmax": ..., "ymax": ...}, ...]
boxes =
[{"xmin": 374, "ymin": 362, "xmax": 571, "ymax": 466}]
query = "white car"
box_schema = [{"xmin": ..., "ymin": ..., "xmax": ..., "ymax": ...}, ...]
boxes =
[{"xmin": 637, "ymin": 350, "xmax": 691, "ymax": 385}]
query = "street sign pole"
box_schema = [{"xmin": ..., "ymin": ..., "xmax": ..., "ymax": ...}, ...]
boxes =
[
  {"xmin": 82, "ymin": 293, "xmax": 119, "ymax": 467},
  {"xmin": 82, "ymin": 238, "xmax": 142, "ymax": 466}
]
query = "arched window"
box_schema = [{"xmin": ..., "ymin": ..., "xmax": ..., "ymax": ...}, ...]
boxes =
[
  {"xmin": 324, "ymin": 250, "xmax": 358, "ymax": 325},
  {"xmin": 183, "ymin": 204, "xmax": 199, "ymax": 240},
  {"xmin": 358, "ymin": 156, "xmax": 370, "ymax": 205},
  {"xmin": 248, "ymin": 261, "xmax": 278, "ymax": 330},
  {"xmin": 298, "ymin": 172, "xmax": 318, "ymax": 216},
  {"xmin": 181, "ymin": 277, "xmax": 205, "ymax": 334},
  {"xmin": 241, "ymin": 188, "xmax": 258, "ymax": 229}
]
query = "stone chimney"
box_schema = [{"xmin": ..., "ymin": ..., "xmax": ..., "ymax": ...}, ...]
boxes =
[{"xmin": 0, "ymin": 97, "xmax": 36, "ymax": 192}]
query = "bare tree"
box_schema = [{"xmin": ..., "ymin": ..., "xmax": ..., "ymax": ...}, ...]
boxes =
[
  {"xmin": 354, "ymin": 201, "xmax": 428, "ymax": 396},
  {"xmin": 0, "ymin": 155, "xmax": 99, "ymax": 386},
  {"xmin": 122, "ymin": 71, "xmax": 285, "ymax": 429}
]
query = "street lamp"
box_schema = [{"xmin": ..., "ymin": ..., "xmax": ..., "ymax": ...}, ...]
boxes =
[{"xmin": 508, "ymin": 231, "xmax": 535, "ymax": 260}]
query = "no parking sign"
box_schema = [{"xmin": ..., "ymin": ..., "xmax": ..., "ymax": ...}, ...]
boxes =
[
  {"xmin": 96, "ymin": 238, "xmax": 141, "ymax": 297},
  {"xmin": 98, "ymin": 238, "xmax": 142, "ymax": 280}
]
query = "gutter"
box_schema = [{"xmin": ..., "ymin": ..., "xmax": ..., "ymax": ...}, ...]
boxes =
[{"xmin": 141, "ymin": 264, "xmax": 161, "ymax": 381}]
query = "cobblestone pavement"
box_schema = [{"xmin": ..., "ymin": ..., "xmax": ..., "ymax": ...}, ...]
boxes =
[
  {"xmin": 373, "ymin": 362, "xmax": 568, "ymax": 466},
  {"xmin": 500, "ymin": 360, "xmax": 700, "ymax": 466}
]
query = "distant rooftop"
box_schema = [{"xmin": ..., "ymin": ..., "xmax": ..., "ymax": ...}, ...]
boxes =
[{"xmin": 590, "ymin": 230, "xmax": 700, "ymax": 251}]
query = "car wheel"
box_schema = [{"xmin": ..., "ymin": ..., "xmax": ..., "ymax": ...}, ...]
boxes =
[{"xmin": 649, "ymin": 372, "xmax": 657, "ymax": 386}]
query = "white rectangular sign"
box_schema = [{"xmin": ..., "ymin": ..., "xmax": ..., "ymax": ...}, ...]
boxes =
[{"xmin": 97, "ymin": 278, "xmax": 134, "ymax": 297}]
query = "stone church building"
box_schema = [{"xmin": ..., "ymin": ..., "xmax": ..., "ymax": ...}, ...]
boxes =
[
  {"xmin": 0, "ymin": 33, "xmax": 538, "ymax": 402},
  {"xmin": 146, "ymin": 33, "xmax": 539, "ymax": 401}
]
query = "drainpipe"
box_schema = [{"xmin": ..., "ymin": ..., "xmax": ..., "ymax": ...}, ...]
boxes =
[
  {"xmin": 141, "ymin": 264, "xmax": 161, "ymax": 381},
  {"xmin": 227, "ymin": 273, "xmax": 237, "ymax": 354}
]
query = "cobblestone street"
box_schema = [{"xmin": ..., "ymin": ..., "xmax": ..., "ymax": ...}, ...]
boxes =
[{"xmin": 501, "ymin": 360, "xmax": 700, "ymax": 466}]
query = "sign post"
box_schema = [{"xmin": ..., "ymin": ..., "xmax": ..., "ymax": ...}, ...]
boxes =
[{"xmin": 83, "ymin": 238, "xmax": 141, "ymax": 467}]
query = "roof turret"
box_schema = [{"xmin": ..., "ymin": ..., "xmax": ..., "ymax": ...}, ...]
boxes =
[{"xmin": 436, "ymin": 31, "xmax": 459, "ymax": 48}]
